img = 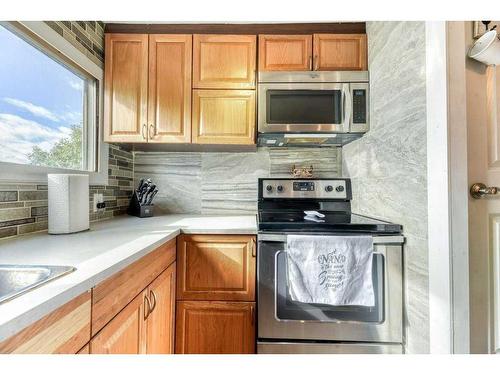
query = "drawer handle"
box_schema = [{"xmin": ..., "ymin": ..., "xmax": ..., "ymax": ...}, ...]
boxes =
[
  {"xmin": 149, "ymin": 290, "xmax": 157, "ymax": 312},
  {"xmin": 144, "ymin": 294, "xmax": 151, "ymax": 320}
]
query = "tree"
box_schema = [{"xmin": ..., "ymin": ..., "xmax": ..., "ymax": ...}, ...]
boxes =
[{"xmin": 28, "ymin": 124, "xmax": 82, "ymax": 170}]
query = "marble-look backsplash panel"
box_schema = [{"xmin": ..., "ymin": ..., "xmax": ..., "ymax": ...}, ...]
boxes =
[
  {"xmin": 134, "ymin": 148, "xmax": 341, "ymax": 215},
  {"xmin": 342, "ymin": 21, "xmax": 428, "ymax": 353}
]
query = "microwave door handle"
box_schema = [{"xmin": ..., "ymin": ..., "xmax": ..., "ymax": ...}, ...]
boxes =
[{"xmin": 343, "ymin": 85, "xmax": 352, "ymax": 132}]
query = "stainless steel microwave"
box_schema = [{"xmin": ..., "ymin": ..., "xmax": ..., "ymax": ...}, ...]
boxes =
[{"xmin": 257, "ymin": 71, "xmax": 369, "ymax": 147}]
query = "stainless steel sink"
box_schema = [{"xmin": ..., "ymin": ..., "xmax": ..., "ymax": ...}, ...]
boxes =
[{"xmin": 0, "ymin": 265, "xmax": 75, "ymax": 304}]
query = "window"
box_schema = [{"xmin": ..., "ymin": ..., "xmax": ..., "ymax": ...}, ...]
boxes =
[{"xmin": 0, "ymin": 23, "xmax": 99, "ymax": 173}]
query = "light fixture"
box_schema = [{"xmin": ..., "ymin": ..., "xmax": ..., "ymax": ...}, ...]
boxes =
[{"xmin": 469, "ymin": 23, "xmax": 500, "ymax": 66}]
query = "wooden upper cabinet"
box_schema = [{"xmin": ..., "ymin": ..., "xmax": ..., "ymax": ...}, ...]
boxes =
[
  {"xmin": 145, "ymin": 263, "xmax": 176, "ymax": 354},
  {"xmin": 175, "ymin": 301, "xmax": 256, "ymax": 354},
  {"xmin": 90, "ymin": 291, "xmax": 147, "ymax": 354},
  {"xmin": 148, "ymin": 34, "xmax": 192, "ymax": 143},
  {"xmin": 104, "ymin": 33, "xmax": 149, "ymax": 142},
  {"xmin": 192, "ymin": 90, "xmax": 255, "ymax": 145},
  {"xmin": 177, "ymin": 235, "xmax": 256, "ymax": 301},
  {"xmin": 258, "ymin": 35, "xmax": 312, "ymax": 71},
  {"xmin": 0, "ymin": 292, "xmax": 91, "ymax": 354},
  {"xmin": 193, "ymin": 34, "xmax": 256, "ymax": 89},
  {"xmin": 313, "ymin": 34, "xmax": 367, "ymax": 71}
]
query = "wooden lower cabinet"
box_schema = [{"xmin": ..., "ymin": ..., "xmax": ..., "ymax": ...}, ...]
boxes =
[
  {"xmin": 90, "ymin": 291, "xmax": 147, "ymax": 354},
  {"xmin": 0, "ymin": 292, "xmax": 91, "ymax": 354},
  {"xmin": 90, "ymin": 263, "xmax": 176, "ymax": 354},
  {"xmin": 175, "ymin": 301, "xmax": 255, "ymax": 354},
  {"xmin": 145, "ymin": 263, "xmax": 176, "ymax": 354}
]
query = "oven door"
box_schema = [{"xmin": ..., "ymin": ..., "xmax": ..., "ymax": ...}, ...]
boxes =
[
  {"xmin": 258, "ymin": 83, "xmax": 350, "ymax": 133},
  {"xmin": 257, "ymin": 233, "xmax": 403, "ymax": 344}
]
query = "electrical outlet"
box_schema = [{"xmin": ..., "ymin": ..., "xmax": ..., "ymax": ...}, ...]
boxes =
[{"xmin": 93, "ymin": 193, "xmax": 104, "ymax": 212}]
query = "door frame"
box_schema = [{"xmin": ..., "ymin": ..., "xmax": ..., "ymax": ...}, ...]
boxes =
[{"xmin": 426, "ymin": 21, "xmax": 471, "ymax": 354}]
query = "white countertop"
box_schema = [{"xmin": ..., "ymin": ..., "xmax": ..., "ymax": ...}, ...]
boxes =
[{"xmin": 0, "ymin": 214, "xmax": 257, "ymax": 342}]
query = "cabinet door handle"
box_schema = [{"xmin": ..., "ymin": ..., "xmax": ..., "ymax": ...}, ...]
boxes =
[
  {"xmin": 308, "ymin": 55, "xmax": 313, "ymax": 70},
  {"xmin": 149, "ymin": 124, "xmax": 155, "ymax": 140},
  {"xmin": 149, "ymin": 290, "xmax": 157, "ymax": 312},
  {"xmin": 251, "ymin": 238, "xmax": 256, "ymax": 257},
  {"xmin": 143, "ymin": 294, "xmax": 151, "ymax": 320},
  {"xmin": 314, "ymin": 55, "xmax": 319, "ymax": 71},
  {"xmin": 142, "ymin": 124, "xmax": 147, "ymax": 140},
  {"xmin": 250, "ymin": 305, "xmax": 255, "ymax": 326}
]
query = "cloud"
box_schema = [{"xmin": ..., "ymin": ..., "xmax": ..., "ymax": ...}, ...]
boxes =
[
  {"xmin": 68, "ymin": 79, "xmax": 83, "ymax": 91},
  {"xmin": 0, "ymin": 113, "xmax": 72, "ymax": 164},
  {"xmin": 3, "ymin": 97, "xmax": 60, "ymax": 122}
]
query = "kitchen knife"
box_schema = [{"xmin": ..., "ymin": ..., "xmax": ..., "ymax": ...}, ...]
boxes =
[
  {"xmin": 138, "ymin": 183, "xmax": 149, "ymax": 202},
  {"xmin": 136, "ymin": 178, "xmax": 145, "ymax": 193},
  {"xmin": 146, "ymin": 189, "xmax": 158, "ymax": 205},
  {"xmin": 142, "ymin": 184, "xmax": 156, "ymax": 205}
]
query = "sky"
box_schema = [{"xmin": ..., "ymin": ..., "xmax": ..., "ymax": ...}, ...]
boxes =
[{"xmin": 0, "ymin": 25, "xmax": 84, "ymax": 166}]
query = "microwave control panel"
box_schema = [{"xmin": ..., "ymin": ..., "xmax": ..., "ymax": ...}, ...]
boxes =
[{"xmin": 352, "ymin": 89, "xmax": 367, "ymax": 124}]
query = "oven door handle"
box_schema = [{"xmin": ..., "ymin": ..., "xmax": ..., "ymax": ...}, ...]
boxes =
[{"xmin": 343, "ymin": 84, "xmax": 352, "ymax": 132}]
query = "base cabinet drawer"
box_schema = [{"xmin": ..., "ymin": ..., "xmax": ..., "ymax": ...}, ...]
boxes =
[
  {"xmin": 175, "ymin": 301, "xmax": 256, "ymax": 354},
  {"xmin": 0, "ymin": 292, "xmax": 91, "ymax": 354}
]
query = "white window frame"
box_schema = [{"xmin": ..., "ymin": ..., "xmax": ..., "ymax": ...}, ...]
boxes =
[{"xmin": 0, "ymin": 21, "xmax": 108, "ymax": 185}]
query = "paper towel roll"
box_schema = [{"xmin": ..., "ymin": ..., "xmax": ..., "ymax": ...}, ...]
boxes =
[{"xmin": 48, "ymin": 174, "xmax": 89, "ymax": 234}]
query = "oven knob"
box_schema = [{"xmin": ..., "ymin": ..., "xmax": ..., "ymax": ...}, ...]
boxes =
[
  {"xmin": 325, "ymin": 185, "xmax": 333, "ymax": 192},
  {"xmin": 336, "ymin": 185, "xmax": 345, "ymax": 192},
  {"xmin": 277, "ymin": 185, "xmax": 284, "ymax": 193},
  {"xmin": 266, "ymin": 185, "xmax": 273, "ymax": 192}
]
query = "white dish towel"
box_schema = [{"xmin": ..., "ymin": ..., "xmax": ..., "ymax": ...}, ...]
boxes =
[{"xmin": 286, "ymin": 235, "xmax": 375, "ymax": 306}]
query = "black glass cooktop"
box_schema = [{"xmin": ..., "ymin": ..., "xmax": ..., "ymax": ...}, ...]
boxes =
[{"xmin": 258, "ymin": 210, "xmax": 402, "ymax": 234}]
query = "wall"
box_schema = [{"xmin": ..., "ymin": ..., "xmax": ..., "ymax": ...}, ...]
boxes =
[
  {"xmin": 134, "ymin": 148, "xmax": 341, "ymax": 214},
  {"xmin": 342, "ymin": 22, "xmax": 428, "ymax": 353},
  {"xmin": 0, "ymin": 22, "xmax": 133, "ymax": 240}
]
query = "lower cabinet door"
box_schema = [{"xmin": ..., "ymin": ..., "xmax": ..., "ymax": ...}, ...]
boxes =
[
  {"xmin": 146, "ymin": 263, "xmax": 176, "ymax": 354},
  {"xmin": 90, "ymin": 291, "xmax": 147, "ymax": 354},
  {"xmin": 175, "ymin": 301, "xmax": 256, "ymax": 354}
]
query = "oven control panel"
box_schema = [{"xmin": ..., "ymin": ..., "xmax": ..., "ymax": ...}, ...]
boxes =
[{"xmin": 262, "ymin": 179, "xmax": 348, "ymax": 199}]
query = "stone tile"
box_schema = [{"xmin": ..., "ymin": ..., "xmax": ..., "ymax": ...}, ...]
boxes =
[
  {"xmin": 0, "ymin": 202, "xmax": 24, "ymax": 209},
  {"xmin": 134, "ymin": 152, "xmax": 202, "ymax": 214},
  {"xmin": 18, "ymin": 221, "xmax": 48, "ymax": 235},
  {"xmin": 0, "ymin": 218, "xmax": 35, "ymax": 228},
  {"xmin": 0, "ymin": 227, "xmax": 17, "ymax": 239},
  {"xmin": 31, "ymin": 206, "xmax": 48, "ymax": 217},
  {"xmin": 269, "ymin": 148, "xmax": 341, "ymax": 177},
  {"xmin": 0, "ymin": 191, "xmax": 18, "ymax": 202},
  {"xmin": 201, "ymin": 151, "xmax": 269, "ymax": 214},
  {"xmin": 18, "ymin": 190, "xmax": 48, "ymax": 201},
  {"xmin": 0, "ymin": 207, "xmax": 30, "ymax": 222}
]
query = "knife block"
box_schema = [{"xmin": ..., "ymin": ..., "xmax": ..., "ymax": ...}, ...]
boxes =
[{"xmin": 128, "ymin": 191, "xmax": 154, "ymax": 218}]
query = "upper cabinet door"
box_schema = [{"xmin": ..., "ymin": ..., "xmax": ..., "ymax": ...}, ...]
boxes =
[
  {"xmin": 193, "ymin": 34, "xmax": 256, "ymax": 89},
  {"xmin": 313, "ymin": 34, "xmax": 367, "ymax": 71},
  {"xmin": 148, "ymin": 35, "xmax": 192, "ymax": 143},
  {"xmin": 192, "ymin": 90, "xmax": 255, "ymax": 145},
  {"xmin": 104, "ymin": 34, "xmax": 149, "ymax": 142},
  {"xmin": 258, "ymin": 35, "xmax": 312, "ymax": 71}
]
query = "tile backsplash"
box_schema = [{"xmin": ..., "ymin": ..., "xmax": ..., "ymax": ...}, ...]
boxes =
[
  {"xmin": 0, "ymin": 145, "xmax": 133, "ymax": 240},
  {"xmin": 134, "ymin": 147, "xmax": 342, "ymax": 215}
]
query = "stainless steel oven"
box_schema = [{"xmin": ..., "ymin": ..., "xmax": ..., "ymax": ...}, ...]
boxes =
[
  {"xmin": 257, "ymin": 233, "xmax": 404, "ymax": 354},
  {"xmin": 257, "ymin": 71, "xmax": 369, "ymax": 147}
]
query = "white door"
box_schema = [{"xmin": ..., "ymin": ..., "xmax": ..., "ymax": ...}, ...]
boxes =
[{"xmin": 468, "ymin": 62, "xmax": 500, "ymax": 354}]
